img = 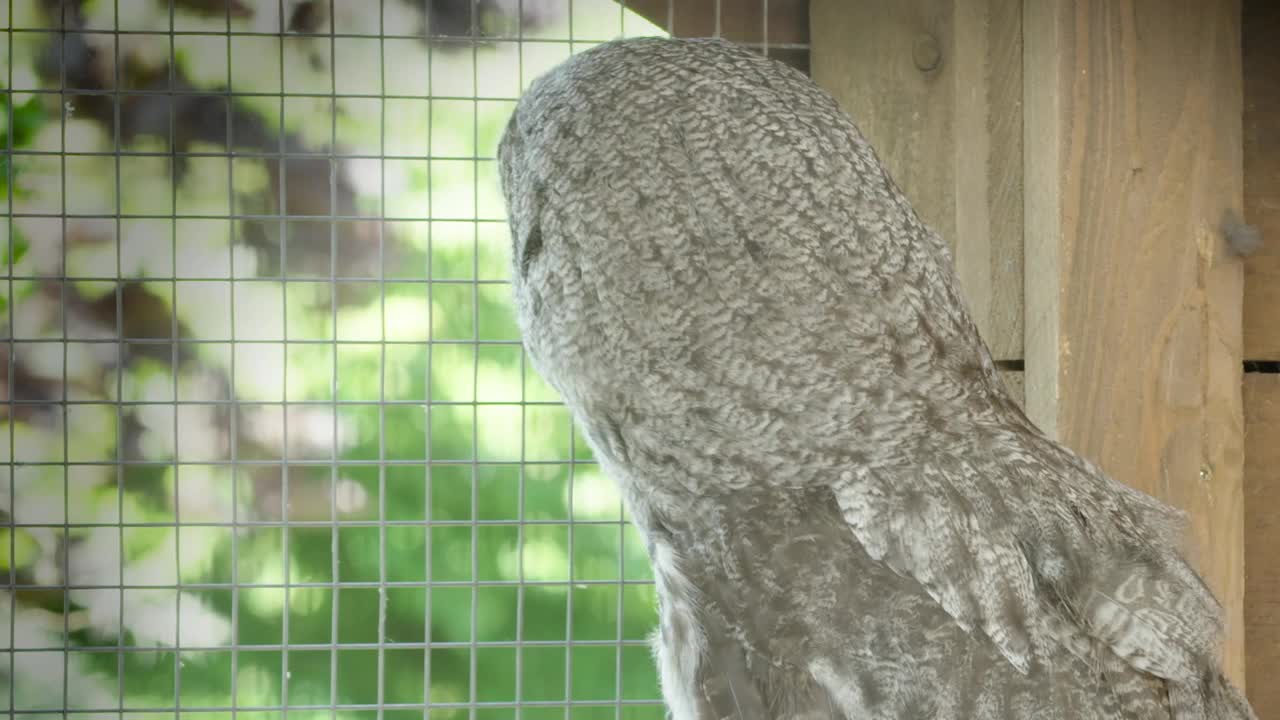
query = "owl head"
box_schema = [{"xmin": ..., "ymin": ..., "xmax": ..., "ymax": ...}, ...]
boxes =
[{"xmin": 498, "ymin": 37, "xmax": 995, "ymax": 482}]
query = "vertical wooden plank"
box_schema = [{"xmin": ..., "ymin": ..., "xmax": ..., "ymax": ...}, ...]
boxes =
[
  {"xmin": 810, "ymin": 0, "xmax": 1024, "ymax": 361},
  {"xmin": 1243, "ymin": 1, "xmax": 1280, "ymax": 361},
  {"xmin": 1022, "ymin": 0, "xmax": 1065, "ymax": 435},
  {"xmin": 1022, "ymin": 0, "xmax": 1246, "ymax": 685},
  {"xmin": 1245, "ymin": 374, "xmax": 1280, "ymax": 715},
  {"xmin": 1243, "ymin": 2, "xmax": 1280, "ymax": 711},
  {"xmin": 983, "ymin": 0, "xmax": 1025, "ymax": 363},
  {"xmin": 811, "ymin": 3, "xmax": 957, "ymax": 239}
]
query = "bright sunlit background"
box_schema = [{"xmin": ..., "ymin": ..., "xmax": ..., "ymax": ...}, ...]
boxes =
[{"xmin": 3, "ymin": 1, "xmax": 671, "ymax": 716}]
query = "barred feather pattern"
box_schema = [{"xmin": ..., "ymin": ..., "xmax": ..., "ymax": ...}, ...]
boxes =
[{"xmin": 497, "ymin": 36, "xmax": 1256, "ymax": 720}]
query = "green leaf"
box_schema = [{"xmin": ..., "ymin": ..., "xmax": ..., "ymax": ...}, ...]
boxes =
[
  {"xmin": 0, "ymin": 98, "xmax": 47, "ymax": 206},
  {"xmin": 10, "ymin": 96, "xmax": 47, "ymax": 147},
  {"xmin": 0, "ymin": 527, "xmax": 42, "ymax": 572},
  {"xmin": 4, "ymin": 229, "xmax": 29, "ymax": 269},
  {"xmin": 12, "ymin": 279, "xmax": 34, "ymax": 306}
]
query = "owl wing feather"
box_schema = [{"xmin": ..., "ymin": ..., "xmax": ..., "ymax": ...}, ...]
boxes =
[
  {"xmin": 646, "ymin": 62, "xmax": 1227, "ymax": 687},
  {"xmin": 830, "ymin": 447, "xmax": 1225, "ymax": 684}
]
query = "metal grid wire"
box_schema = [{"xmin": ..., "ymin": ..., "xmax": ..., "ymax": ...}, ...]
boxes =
[{"xmin": 2, "ymin": 1, "xmax": 809, "ymax": 717}]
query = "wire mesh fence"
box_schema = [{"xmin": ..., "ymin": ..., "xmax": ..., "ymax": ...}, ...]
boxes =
[{"xmin": 2, "ymin": 1, "xmax": 807, "ymax": 717}]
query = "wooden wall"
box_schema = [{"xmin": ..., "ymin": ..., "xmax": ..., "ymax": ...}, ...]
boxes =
[
  {"xmin": 810, "ymin": 0, "xmax": 1024, "ymax": 364},
  {"xmin": 1243, "ymin": 0, "xmax": 1280, "ymax": 712},
  {"xmin": 1245, "ymin": 375, "xmax": 1279, "ymax": 714},
  {"xmin": 1027, "ymin": 0, "xmax": 1246, "ymax": 684},
  {"xmin": 812, "ymin": 0, "xmax": 1248, "ymax": 687},
  {"xmin": 1243, "ymin": 3, "xmax": 1280, "ymax": 363}
]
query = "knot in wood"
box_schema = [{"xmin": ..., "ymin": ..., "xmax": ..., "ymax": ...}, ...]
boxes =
[{"xmin": 912, "ymin": 33, "xmax": 942, "ymax": 72}]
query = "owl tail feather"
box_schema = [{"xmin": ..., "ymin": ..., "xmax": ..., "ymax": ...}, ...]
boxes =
[{"xmin": 1168, "ymin": 671, "xmax": 1257, "ymax": 720}]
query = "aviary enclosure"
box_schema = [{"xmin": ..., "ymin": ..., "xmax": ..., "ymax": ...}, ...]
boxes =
[{"xmin": 2, "ymin": 0, "xmax": 1276, "ymax": 717}]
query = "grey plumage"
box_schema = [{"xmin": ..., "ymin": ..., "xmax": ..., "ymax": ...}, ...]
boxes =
[
  {"xmin": 1223, "ymin": 210, "xmax": 1262, "ymax": 257},
  {"xmin": 498, "ymin": 37, "xmax": 1256, "ymax": 720}
]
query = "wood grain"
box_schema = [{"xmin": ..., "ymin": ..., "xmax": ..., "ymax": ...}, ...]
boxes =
[
  {"xmin": 1245, "ymin": 374, "xmax": 1280, "ymax": 715},
  {"xmin": 1243, "ymin": 2, "xmax": 1279, "ymax": 710},
  {"xmin": 1022, "ymin": 0, "xmax": 1065, "ymax": 434},
  {"xmin": 810, "ymin": 0, "xmax": 1023, "ymax": 361},
  {"xmin": 1022, "ymin": 0, "xmax": 1246, "ymax": 685},
  {"xmin": 1243, "ymin": 1, "xmax": 1280, "ymax": 361}
]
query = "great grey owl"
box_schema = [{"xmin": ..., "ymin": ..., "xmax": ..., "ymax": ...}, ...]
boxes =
[{"xmin": 497, "ymin": 37, "xmax": 1256, "ymax": 720}]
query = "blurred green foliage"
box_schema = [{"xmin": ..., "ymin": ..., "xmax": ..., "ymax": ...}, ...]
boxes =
[
  {"xmin": 3, "ymin": 1, "xmax": 666, "ymax": 717},
  {"xmin": 0, "ymin": 91, "xmax": 41, "ymax": 315}
]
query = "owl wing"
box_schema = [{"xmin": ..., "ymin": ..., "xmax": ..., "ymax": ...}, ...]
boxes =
[{"xmin": 829, "ymin": 440, "xmax": 1224, "ymax": 681}]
